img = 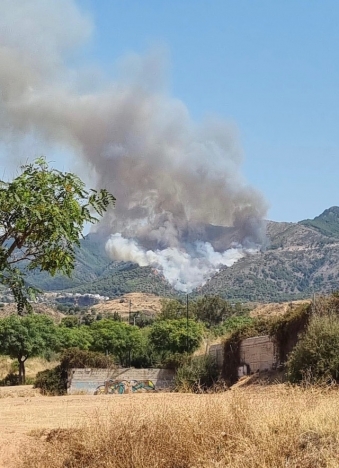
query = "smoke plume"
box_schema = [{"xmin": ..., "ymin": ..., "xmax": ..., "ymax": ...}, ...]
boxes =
[{"xmin": 0, "ymin": 0, "xmax": 268, "ymax": 291}]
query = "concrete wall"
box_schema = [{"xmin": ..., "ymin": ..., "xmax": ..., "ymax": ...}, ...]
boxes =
[
  {"xmin": 208, "ymin": 335, "xmax": 277, "ymax": 376},
  {"xmin": 240, "ymin": 335, "xmax": 277, "ymax": 373},
  {"xmin": 208, "ymin": 343, "xmax": 223, "ymax": 368},
  {"xmin": 68, "ymin": 368, "xmax": 175, "ymax": 395}
]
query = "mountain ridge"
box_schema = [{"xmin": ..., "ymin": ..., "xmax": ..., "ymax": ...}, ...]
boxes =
[{"xmin": 25, "ymin": 207, "xmax": 339, "ymax": 302}]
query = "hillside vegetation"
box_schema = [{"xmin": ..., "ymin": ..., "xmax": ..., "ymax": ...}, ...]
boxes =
[
  {"xmin": 300, "ymin": 206, "xmax": 339, "ymax": 238},
  {"xmin": 199, "ymin": 207, "xmax": 339, "ymax": 302},
  {"xmin": 24, "ymin": 206, "xmax": 339, "ymax": 303}
]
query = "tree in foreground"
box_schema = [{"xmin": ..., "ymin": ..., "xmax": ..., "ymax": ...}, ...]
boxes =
[
  {"xmin": 0, "ymin": 157, "xmax": 115, "ymax": 314},
  {"xmin": 287, "ymin": 313, "xmax": 339, "ymax": 384},
  {"xmin": 0, "ymin": 314, "xmax": 58, "ymax": 384}
]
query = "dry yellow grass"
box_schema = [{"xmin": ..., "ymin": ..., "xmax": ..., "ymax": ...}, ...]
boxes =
[
  {"xmin": 0, "ymin": 303, "xmax": 64, "ymax": 321},
  {"xmin": 250, "ymin": 300, "xmax": 311, "ymax": 318},
  {"xmin": 92, "ymin": 292, "xmax": 163, "ymax": 318},
  {"xmin": 0, "ymin": 356, "xmax": 59, "ymax": 381},
  {"xmin": 7, "ymin": 386, "xmax": 339, "ymax": 468}
]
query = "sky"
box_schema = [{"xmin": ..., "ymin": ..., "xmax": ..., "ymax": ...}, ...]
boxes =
[
  {"xmin": 79, "ymin": 0, "xmax": 339, "ymax": 222},
  {"xmin": 2, "ymin": 0, "xmax": 339, "ymax": 223}
]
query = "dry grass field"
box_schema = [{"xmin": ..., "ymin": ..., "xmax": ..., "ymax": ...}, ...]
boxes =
[
  {"xmin": 250, "ymin": 300, "xmax": 311, "ymax": 318},
  {"xmin": 92, "ymin": 292, "xmax": 163, "ymax": 319},
  {"xmin": 0, "ymin": 356, "xmax": 59, "ymax": 382},
  {"xmin": 0, "ymin": 303, "xmax": 64, "ymax": 321},
  {"xmin": 1, "ymin": 385, "xmax": 339, "ymax": 467}
]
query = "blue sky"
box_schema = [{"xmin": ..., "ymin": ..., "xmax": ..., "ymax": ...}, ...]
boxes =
[{"xmin": 76, "ymin": 0, "xmax": 339, "ymax": 222}]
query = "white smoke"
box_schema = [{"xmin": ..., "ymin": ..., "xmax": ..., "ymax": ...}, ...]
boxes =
[
  {"xmin": 0, "ymin": 0, "xmax": 268, "ymax": 291},
  {"xmin": 106, "ymin": 233, "xmax": 257, "ymax": 292}
]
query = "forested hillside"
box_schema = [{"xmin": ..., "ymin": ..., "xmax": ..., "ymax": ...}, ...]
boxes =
[
  {"xmin": 199, "ymin": 207, "xmax": 339, "ymax": 301},
  {"xmin": 26, "ymin": 207, "xmax": 339, "ymax": 303}
]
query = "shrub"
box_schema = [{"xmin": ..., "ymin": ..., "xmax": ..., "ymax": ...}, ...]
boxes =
[
  {"xmin": 211, "ymin": 315, "xmax": 254, "ymax": 337},
  {"xmin": 35, "ymin": 366, "xmax": 67, "ymax": 396},
  {"xmin": 174, "ymin": 355, "xmax": 219, "ymax": 392},
  {"xmin": 60, "ymin": 347, "xmax": 115, "ymax": 369},
  {"xmin": 287, "ymin": 313, "xmax": 339, "ymax": 384},
  {"xmin": 0, "ymin": 371, "xmax": 20, "ymax": 386},
  {"xmin": 34, "ymin": 348, "xmax": 115, "ymax": 395}
]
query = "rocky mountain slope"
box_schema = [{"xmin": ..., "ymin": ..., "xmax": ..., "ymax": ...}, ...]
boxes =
[
  {"xmin": 25, "ymin": 207, "xmax": 339, "ymax": 303},
  {"xmin": 199, "ymin": 207, "xmax": 339, "ymax": 301}
]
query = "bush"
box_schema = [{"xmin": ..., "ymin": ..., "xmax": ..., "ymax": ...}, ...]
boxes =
[
  {"xmin": 287, "ymin": 313, "xmax": 339, "ymax": 384},
  {"xmin": 34, "ymin": 348, "xmax": 115, "ymax": 395},
  {"xmin": 60, "ymin": 348, "xmax": 115, "ymax": 369},
  {"xmin": 0, "ymin": 371, "xmax": 20, "ymax": 386},
  {"xmin": 174, "ymin": 355, "xmax": 219, "ymax": 392},
  {"xmin": 211, "ymin": 316, "xmax": 254, "ymax": 337},
  {"xmin": 35, "ymin": 366, "xmax": 67, "ymax": 396}
]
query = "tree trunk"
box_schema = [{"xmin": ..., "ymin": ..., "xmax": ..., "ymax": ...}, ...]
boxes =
[
  {"xmin": 22, "ymin": 360, "xmax": 26, "ymax": 385},
  {"xmin": 18, "ymin": 356, "xmax": 27, "ymax": 385},
  {"xmin": 18, "ymin": 358, "xmax": 22, "ymax": 385}
]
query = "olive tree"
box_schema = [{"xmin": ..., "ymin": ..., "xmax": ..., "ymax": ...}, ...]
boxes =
[{"xmin": 0, "ymin": 158, "xmax": 115, "ymax": 313}]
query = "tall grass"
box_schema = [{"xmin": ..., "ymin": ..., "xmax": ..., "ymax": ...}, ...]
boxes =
[{"xmin": 21, "ymin": 387, "xmax": 339, "ymax": 467}]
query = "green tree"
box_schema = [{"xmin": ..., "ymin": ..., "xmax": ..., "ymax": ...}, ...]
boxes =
[
  {"xmin": 56, "ymin": 325, "xmax": 93, "ymax": 351},
  {"xmin": 192, "ymin": 296, "xmax": 234, "ymax": 327},
  {"xmin": 0, "ymin": 314, "xmax": 58, "ymax": 384},
  {"xmin": 149, "ymin": 319, "xmax": 204, "ymax": 358},
  {"xmin": 0, "ymin": 158, "xmax": 115, "ymax": 314},
  {"xmin": 90, "ymin": 320, "xmax": 142, "ymax": 366},
  {"xmin": 159, "ymin": 298, "xmax": 195, "ymax": 320},
  {"xmin": 287, "ymin": 313, "xmax": 339, "ymax": 384},
  {"xmin": 60, "ymin": 316, "xmax": 79, "ymax": 328}
]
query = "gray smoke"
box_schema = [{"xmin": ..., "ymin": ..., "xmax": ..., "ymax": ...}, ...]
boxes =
[{"xmin": 0, "ymin": 0, "xmax": 268, "ymax": 291}]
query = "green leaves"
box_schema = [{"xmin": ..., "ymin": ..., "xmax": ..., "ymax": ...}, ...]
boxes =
[
  {"xmin": 56, "ymin": 326, "xmax": 93, "ymax": 351},
  {"xmin": 90, "ymin": 319, "xmax": 143, "ymax": 365},
  {"xmin": 149, "ymin": 319, "xmax": 204, "ymax": 356},
  {"xmin": 0, "ymin": 157, "xmax": 115, "ymax": 314},
  {"xmin": 0, "ymin": 314, "xmax": 58, "ymax": 383}
]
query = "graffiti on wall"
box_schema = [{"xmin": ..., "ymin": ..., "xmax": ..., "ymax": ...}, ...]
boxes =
[{"xmin": 94, "ymin": 379, "xmax": 156, "ymax": 395}]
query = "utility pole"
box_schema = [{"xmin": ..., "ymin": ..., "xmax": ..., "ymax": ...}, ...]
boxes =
[
  {"xmin": 186, "ymin": 293, "xmax": 189, "ymax": 352},
  {"xmin": 128, "ymin": 300, "xmax": 132, "ymax": 367}
]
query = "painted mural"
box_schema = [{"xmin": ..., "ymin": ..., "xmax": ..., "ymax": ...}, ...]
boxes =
[{"xmin": 94, "ymin": 379, "xmax": 156, "ymax": 395}]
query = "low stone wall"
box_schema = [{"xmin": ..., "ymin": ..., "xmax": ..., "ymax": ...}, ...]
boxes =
[
  {"xmin": 208, "ymin": 343, "xmax": 223, "ymax": 368},
  {"xmin": 68, "ymin": 368, "xmax": 175, "ymax": 395},
  {"xmin": 209, "ymin": 335, "xmax": 277, "ymax": 377},
  {"xmin": 240, "ymin": 335, "xmax": 277, "ymax": 374}
]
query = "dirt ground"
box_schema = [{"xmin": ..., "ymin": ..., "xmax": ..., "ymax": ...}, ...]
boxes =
[{"xmin": 0, "ymin": 386, "xmax": 216, "ymax": 468}]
